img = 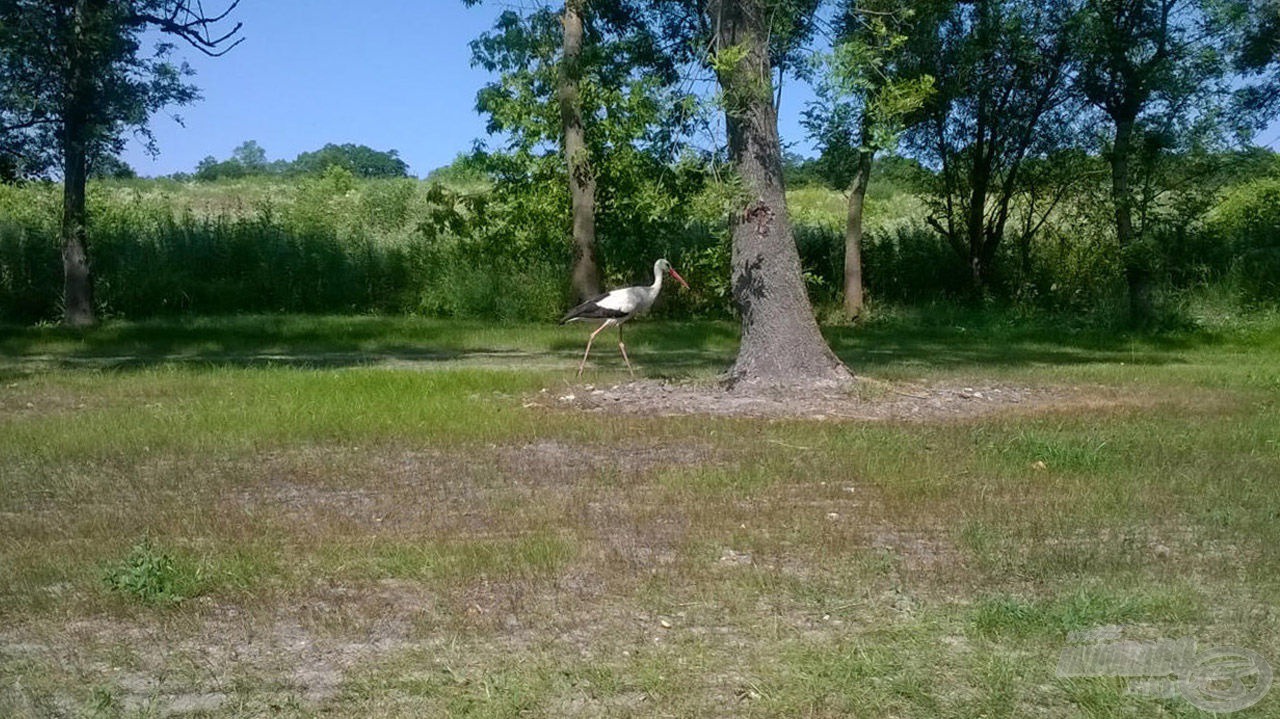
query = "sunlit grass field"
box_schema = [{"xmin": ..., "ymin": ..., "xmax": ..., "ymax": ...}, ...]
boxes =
[{"xmin": 2, "ymin": 310, "xmax": 1278, "ymax": 717}]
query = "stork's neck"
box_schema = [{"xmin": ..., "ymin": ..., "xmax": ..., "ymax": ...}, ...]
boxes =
[{"xmin": 651, "ymin": 261, "xmax": 666, "ymax": 293}]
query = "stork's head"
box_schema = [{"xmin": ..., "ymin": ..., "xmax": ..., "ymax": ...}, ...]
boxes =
[{"xmin": 657, "ymin": 258, "xmax": 690, "ymax": 289}]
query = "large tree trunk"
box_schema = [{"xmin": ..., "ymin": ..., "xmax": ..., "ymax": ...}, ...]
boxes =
[
  {"xmin": 559, "ymin": 0, "xmax": 601, "ymax": 301},
  {"xmin": 708, "ymin": 0, "xmax": 852, "ymax": 389},
  {"xmin": 843, "ymin": 140, "xmax": 872, "ymax": 321},
  {"xmin": 1109, "ymin": 116, "xmax": 1151, "ymax": 321},
  {"xmin": 61, "ymin": 1, "xmax": 95, "ymax": 327}
]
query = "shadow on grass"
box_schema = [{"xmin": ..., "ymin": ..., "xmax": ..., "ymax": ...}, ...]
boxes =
[
  {"xmin": 0, "ymin": 310, "xmax": 1238, "ymax": 375},
  {"xmin": 1, "ymin": 316, "xmax": 510, "ymax": 373},
  {"xmin": 827, "ymin": 326, "xmax": 1196, "ymax": 371},
  {"xmin": 550, "ymin": 319, "xmax": 742, "ymax": 353},
  {"xmin": 1, "ymin": 315, "xmax": 454, "ymax": 356},
  {"xmin": 817, "ymin": 302, "xmax": 1243, "ymax": 371}
]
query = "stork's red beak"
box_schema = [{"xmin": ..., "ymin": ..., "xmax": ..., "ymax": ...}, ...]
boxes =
[{"xmin": 668, "ymin": 267, "xmax": 690, "ymax": 289}]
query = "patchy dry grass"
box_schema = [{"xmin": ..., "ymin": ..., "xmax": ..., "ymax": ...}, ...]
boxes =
[{"xmin": 1, "ymin": 314, "xmax": 1279, "ymax": 717}]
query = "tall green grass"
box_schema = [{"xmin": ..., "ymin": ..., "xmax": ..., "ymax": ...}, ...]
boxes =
[
  {"xmin": 0, "ymin": 174, "xmax": 574, "ymax": 322},
  {"xmin": 1, "ymin": 168, "xmax": 1274, "ymax": 324}
]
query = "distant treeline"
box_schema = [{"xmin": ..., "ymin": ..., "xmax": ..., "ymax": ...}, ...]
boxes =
[{"xmin": 178, "ymin": 141, "xmax": 410, "ymax": 181}]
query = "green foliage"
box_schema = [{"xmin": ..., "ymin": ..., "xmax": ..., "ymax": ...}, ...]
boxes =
[
  {"xmin": 293, "ymin": 143, "xmax": 409, "ymax": 178},
  {"xmin": 88, "ymin": 154, "xmax": 137, "ymax": 180},
  {"xmin": 1206, "ymin": 174, "xmax": 1280, "ymax": 303},
  {"xmin": 0, "ymin": 152, "xmax": 1276, "ymax": 323},
  {"xmin": 0, "ymin": 182, "xmax": 61, "ymax": 320},
  {"xmin": 709, "ymin": 42, "xmax": 761, "ymax": 114},
  {"xmin": 783, "ymin": 150, "xmax": 1280, "ymax": 316},
  {"xmin": 0, "ymin": 171, "xmax": 735, "ymax": 322},
  {"xmin": 194, "ymin": 154, "xmax": 250, "ymax": 181},
  {"xmin": 193, "ymin": 141, "xmax": 408, "ymax": 181},
  {"xmin": 426, "ymin": 153, "xmax": 492, "ymax": 192},
  {"xmin": 900, "ymin": 0, "xmax": 1080, "ymax": 286},
  {"xmin": 866, "ymin": 75, "xmax": 935, "ymax": 149},
  {"xmin": 759, "ymin": 0, "xmax": 827, "ymax": 72},
  {"xmin": 102, "ymin": 537, "xmax": 202, "ymax": 605},
  {"xmin": 803, "ymin": 0, "xmax": 935, "ymax": 179},
  {"xmin": 781, "ymin": 152, "xmax": 828, "ymax": 187},
  {"xmin": 1073, "ymin": 0, "xmax": 1237, "ymax": 140},
  {"xmin": 793, "ymin": 0, "xmax": 1270, "ymax": 309},
  {"xmin": 463, "ymin": 0, "xmax": 730, "ymax": 310},
  {"xmin": 232, "ymin": 139, "xmax": 268, "ymax": 170},
  {"xmin": 0, "ymin": 1, "xmax": 238, "ymax": 179},
  {"xmin": 1231, "ymin": 0, "xmax": 1280, "ymax": 132}
]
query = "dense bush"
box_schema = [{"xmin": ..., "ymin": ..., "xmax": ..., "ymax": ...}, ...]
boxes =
[
  {"xmin": 1205, "ymin": 176, "xmax": 1280, "ymax": 304},
  {"xmin": 0, "ymin": 183, "xmax": 60, "ymax": 320}
]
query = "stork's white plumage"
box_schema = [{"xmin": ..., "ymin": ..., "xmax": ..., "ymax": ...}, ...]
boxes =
[{"xmin": 560, "ymin": 258, "xmax": 690, "ymax": 377}]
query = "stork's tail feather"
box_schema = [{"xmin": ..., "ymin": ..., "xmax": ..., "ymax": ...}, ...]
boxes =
[{"xmin": 559, "ymin": 291, "xmax": 617, "ymax": 324}]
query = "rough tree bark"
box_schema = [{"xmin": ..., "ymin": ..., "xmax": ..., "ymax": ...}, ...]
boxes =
[
  {"xmin": 1109, "ymin": 116, "xmax": 1152, "ymax": 321},
  {"xmin": 559, "ymin": 0, "xmax": 601, "ymax": 300},
  {"xmin": 843, "ymin": 124, "xmax": 873, "ymax": 320},
  {"xmin": 61, "ymin": 115, "xmax": 94, "ymax": 327},
  {"xmin": 708, "ymin": 0, "xmax": 853, "ymax": 389},
  {"xmin": 61, "ymin": 1, "xmax": 95, "ymax": 327}
]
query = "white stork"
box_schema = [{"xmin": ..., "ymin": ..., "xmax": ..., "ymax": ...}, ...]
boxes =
[{"xmin": 560, "ymin": 258, "xmax": 690, "ymax": 377}]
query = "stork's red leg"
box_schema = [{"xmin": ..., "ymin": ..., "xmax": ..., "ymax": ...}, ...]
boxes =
[
  {"xmin": 578, "ymin": 322, "xmax": 610, "ymax": 377},
  {"xmin": 617, "ymin": 324, "xmax": 634, "ymax": 376}
]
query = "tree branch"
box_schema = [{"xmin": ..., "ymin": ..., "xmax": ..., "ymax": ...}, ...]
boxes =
[
  {"xmin": 0, "ymin": 116, "xmax": 56, "ymax": 134},
  {"xmin": 126, "ymin": 1, "xmax": 244, "ymax": 57}
]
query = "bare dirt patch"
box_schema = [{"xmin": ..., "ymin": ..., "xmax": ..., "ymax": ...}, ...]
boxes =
[
  {"xmin": 496, "ymin": 439, "xmax": 718, "ymax": 479},
  {"xmin": 532, "ymin": 378, "xmax": 1142, "ymax": 422},
  {"xmin": 0, "ymin": 382, "xmax": 91, "ymax": 418},
  {"xmin": 232, "ymin": 437, "xmax": 721, "ymax": 532},
  {"xmin": 4, "ymin": 578, "xmax": 441, "ymax": 708}
]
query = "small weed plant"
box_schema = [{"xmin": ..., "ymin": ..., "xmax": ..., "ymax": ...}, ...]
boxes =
[{"xmin": 102, "ymin": 536, "xmax": 201, "ymax": 605}]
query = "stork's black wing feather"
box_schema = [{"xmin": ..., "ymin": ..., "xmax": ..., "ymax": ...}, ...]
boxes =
[{"xmin": 560, "ymin": 292, "xmax": 628, "ymax": 323}]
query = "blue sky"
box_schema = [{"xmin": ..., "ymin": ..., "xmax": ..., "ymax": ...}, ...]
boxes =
[
  {"xmin": 121, "ymin": 1, "xmax": 819, "ymax": 178},
  {"xmin": 124, "ymin": 1, "xmax": 509, "ymax": 176}
]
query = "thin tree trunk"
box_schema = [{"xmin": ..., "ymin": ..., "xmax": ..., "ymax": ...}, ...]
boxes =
[
  {"xmin": 708, "ymin": 0, "xmax": 852, "ymax": 389},
  {"xmin": 559, "ymin": 0, "xmax": 600, "ymax": 301},
  {"xmin": 1110, "ymin": 116, "xmax": 1150, "ymax": 321},
  {"xmin": 967, "ymin": 0, "xmax": 992, "ymax": 291},
  {"xmin": 844, "ymin": 137, "xmax": 872, "ymax": 321},
  {"xmin": 966, "ymin": 145, "xmax": 992, "ymax": 290},
  {"xmin": 61, "ymin": 1, "xmax": 94, "ymax": 326}
]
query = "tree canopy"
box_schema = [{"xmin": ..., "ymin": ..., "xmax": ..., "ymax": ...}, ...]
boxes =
[
  {"xmin": 0, "ymin": 0, "xmax": 225, "ymax": 180},
  {"xmin": 191, "ymin": 141, "xmax": 409, "ymax": 180}
]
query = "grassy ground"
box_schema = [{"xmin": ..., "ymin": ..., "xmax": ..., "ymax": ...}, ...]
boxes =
[{"xmin": 2, "ymin": 310, "xmax": 1278, "ymax": 717}]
